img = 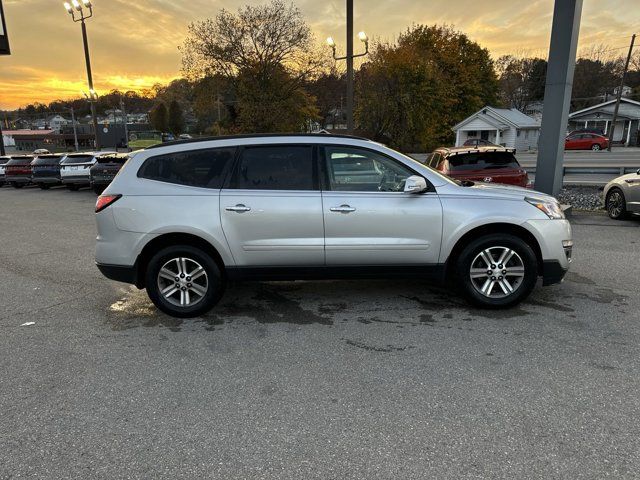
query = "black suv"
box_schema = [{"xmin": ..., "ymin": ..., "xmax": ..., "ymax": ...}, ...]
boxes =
[
  {"xmin": 90, "ymin": 153, "xmax": 129, "ymax": 194},
  {"xmin": 31, "ymin": 154, "xmax": 65, "ymax": 189}
]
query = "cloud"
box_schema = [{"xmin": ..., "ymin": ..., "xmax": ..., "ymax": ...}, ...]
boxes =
[{"xmin": 1, "ymin": 0, "xmax": 639, "ymax": 109}]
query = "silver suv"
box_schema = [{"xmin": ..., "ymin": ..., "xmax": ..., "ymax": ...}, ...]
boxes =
[{"xmin": 95, "ymin": 134, "xmax": 572, "ymax": 318}]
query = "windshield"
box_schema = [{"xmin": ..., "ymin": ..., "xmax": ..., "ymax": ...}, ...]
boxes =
[
  {"xmin": 448, "ymin": 152, "xmax": 520, "ymax": 172},
  {"xmin": 62, "ymin": 155, "xmax": 94, "ymax": 164}
]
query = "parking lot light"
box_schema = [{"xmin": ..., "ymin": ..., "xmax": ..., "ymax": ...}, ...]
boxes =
[
  {"xmin": 82, "ymin": 0, "xmax": 92, "ymax": 7},
  {"xmin": 71, "ymin": 0, "xmax": 82, "ymax": 11},
  {"xmin": 63, "ymin": 2, "xmax": 73, "ymax": 13}
]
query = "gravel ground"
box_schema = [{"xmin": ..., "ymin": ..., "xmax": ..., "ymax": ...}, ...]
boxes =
[{"xmin": 556, "ymin": 185, "xmax": 604, "ymax": 211}]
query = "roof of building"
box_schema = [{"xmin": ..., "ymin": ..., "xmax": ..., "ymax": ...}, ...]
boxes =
[
  {"xmin": 569, "ymin": 97, "xmax": 640, "ymax": 118},
  {"xmin": 2, "ymin": 129, "xmax": 55, "ymax": 136},
  {"xmin": 453, "ymin": 106, "xmax": 541, "ymax": 131}
]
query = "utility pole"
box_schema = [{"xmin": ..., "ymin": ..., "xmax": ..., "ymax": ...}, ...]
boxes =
[
  {"xmin": 70, "ymin": 107, "xmax": 79, "ymax": 152},
  {"xmin": 0, "ymin": 119, "xmax": 5, "ymax": 156},
  {"xmin": 120, "ymin": 97, "xmax": 129, "ymax": 151},
  {"xmin": 607, "ymin": 33, "xmax": 636, "ymax": 151},
  {"xmin": 326, "ymin": 2, "xmax": 369, "ymax": 135}
]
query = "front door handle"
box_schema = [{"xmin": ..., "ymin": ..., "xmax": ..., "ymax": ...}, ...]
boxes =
[
  {"xmin": 226, "ymin": 204, "xmax": 251, "ymax": 213},
  {"xmin": 330, "ymin": 204, "xmax": 356, "ymax": 213}
]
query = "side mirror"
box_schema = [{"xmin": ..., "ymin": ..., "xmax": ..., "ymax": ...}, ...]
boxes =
[
  {"xmin": 637, "ymin": 168, "xmax": 640, "ymax": 175},
  {"xmin": 404, "ymin": 175, "xmax": 428, "ymax": 193}
]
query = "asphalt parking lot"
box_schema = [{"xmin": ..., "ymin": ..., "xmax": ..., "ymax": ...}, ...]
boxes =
[{"xmin": 1, "ymin": 186, "xmax": 639, "ymax": 479}]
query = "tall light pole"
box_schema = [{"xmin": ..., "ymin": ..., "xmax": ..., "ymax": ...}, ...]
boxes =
[
  {"xmin": 63, "ymin": 0, "xmax": 100, "ymax": 150},
  {"xmin": 326, "ymin": 0, "xmax": 369, "ymax": 135}
]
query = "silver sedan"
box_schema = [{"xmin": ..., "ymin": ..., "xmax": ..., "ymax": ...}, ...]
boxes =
[{"xmin": 603, "ymin": 169, "xmax": 640, "ymax": 219}]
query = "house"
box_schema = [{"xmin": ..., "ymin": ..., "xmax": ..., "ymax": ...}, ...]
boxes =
[
  {"xmin": 452, "ymin": 107, "xmax": 541, "ymax": 151},
  {"xmin": 568, "ymin": 98, "xmax": 640, "ymax": 146},
  {"xmin": 33, "ymin": 114, "xmax": 69, "ymax": 132}
]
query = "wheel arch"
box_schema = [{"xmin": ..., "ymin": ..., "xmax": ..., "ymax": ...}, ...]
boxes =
[
  {"xmin": 444, "ymin": 222, "xmax": 544, "ymax": 281},
  {"xmin": 135, "ymin": 232, "xmax": 227, "ymax": 288}
]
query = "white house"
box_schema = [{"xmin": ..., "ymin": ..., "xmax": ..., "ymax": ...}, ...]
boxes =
[
  {"xmin": 33, "ymin": 114, "xmax": 69, "ymax": 132},
  {"xmin": 568, "ymin": 97, "xmax": 640, "ymax": 146},
  {"xmin": 452, "ymin": 106, "xmax": 541, "ymax": 151}
]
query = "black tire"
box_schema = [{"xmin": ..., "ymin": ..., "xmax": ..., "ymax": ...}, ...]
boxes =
[
  {"xmin": 93, "ymin": 185, "xmax": 105, "ymax": 195},
  {"xmin": 66, "ymin": 184, "xmax": 80, "ymax": 191},
  {"xmin": 605, "ymin": 188, "xmax": 628, "ymax": 220},
  {"xmin": 11, "ymin": 182, "xmax": 23, "ymax": 189},
  {"xmin": 454, "ymin": 233, "xmax": 538, "ymax": 309},
  {"xmin": 591, "ymin": 144, "xmax": 601, "ymax": 151},
  {"xmin": 38, "ymin": 183, "xmax": 50, "ymax": 190},
  {"xmin": 145, "ymin": 245, "xmax": 225, "ymax": 318}
]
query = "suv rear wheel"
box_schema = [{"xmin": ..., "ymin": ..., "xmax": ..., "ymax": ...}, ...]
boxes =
[
  {"xmin": 455, "ymin": 233, "xmax": 538, "ymax": 308},
  {"xmin": 145, "ymin": 245, "xmax": 225, "ymax": 318}
]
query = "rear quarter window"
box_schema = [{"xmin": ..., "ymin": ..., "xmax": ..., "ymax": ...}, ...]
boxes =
[{"xmin": 138, "ymin": 147, "xmax": 236, "ymax": 189}]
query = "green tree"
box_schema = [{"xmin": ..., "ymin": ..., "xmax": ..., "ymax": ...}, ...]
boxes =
[
  {"xmin": 496, "ymin": 56, "xmax": 547, "ymax": 110},
  {"xmin": 356, "ymin": 25, "xmax": 499, "ymax": 151},
  {"xmin": 168, "ymin": 100, "xmax": 185, "ymax": 135},
  {"xmin": 149, "ymin": 102, "xmax": 169, "ymax": 132},
  {"xmin": 180, "ymin": 0, "xmax": 322, "ymax": 132}
]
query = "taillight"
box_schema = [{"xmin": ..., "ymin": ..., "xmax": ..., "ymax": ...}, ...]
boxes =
[{"xmin": 95, "ymin": 194, "xmax": 122, "ymax": 213}]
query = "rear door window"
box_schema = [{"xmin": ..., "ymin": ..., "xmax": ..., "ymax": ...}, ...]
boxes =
[
  {"xmin": 230, "ymin": 145, "xmax": 315, "ymax": 191},
  {"xmin": 448, "ymin": 152, "xmax": 520, "ymax": 172},
  {"xmin": 62, "ymin": 155, "xmax": 94, "ymax": 164},
  {"xmin": 138, "ymin": 147, "xmax": 236, "ymax": 189}
]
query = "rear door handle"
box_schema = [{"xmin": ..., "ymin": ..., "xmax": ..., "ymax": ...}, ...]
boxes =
[
  {"xmin": 330, "ymin": 204, "xmax": 356, "ymax": 213},
  {"xmin": 226, "ymin": 204, "xmax": 251, "ymax": 213}
]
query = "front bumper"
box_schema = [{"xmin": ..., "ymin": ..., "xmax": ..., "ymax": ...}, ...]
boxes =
[{"xmin": 541, "ymin": 260, "xmax": 568, "ymax": 286}]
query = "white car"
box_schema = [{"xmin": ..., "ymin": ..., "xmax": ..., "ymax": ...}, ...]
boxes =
[
  {"xmin": 95, "ymin": 134, "xmax": 573, "ymax": 318},
  {"xmin": 60, "ymin": 152, "xmax": 98, "ymax": 190},
  {"xmin": 603, "ymin": 169, "xmax": 640, "ymax": 219},
  {"xmin": 0, "ymin": 155, "xmax": 10, "ymax": 186}
]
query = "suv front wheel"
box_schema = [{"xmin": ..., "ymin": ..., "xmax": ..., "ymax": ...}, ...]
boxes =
[
  {"xmin": 454, "ymin": 233, "xmax": 538, "ymax": 308},
  {"xmin": 145, "ymin": 245, "xmax": 225, "ymax": 318}
]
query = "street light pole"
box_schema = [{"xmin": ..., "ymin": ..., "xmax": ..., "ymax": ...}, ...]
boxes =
[
  {"xmin": 64, "ymin": 1, "xmax": 100, "ymax": 150},
  {"xmin": 346, "ymin": 0, "xmax": 354, "ymax": 134},
  {"xmin": 326, "ymin": 2, "xmax": 369, "ymax": 135},
  {"xmin": 70, "ymin": 107, "xmax": 79, "ymax": 151}
]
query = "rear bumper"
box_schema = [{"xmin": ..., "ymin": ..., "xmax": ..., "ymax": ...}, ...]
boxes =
[
  {"xmin": 7, "ymin": 176, "xmax": 31, "ymax": 184},
  {"xmin": 541, "ymin": 260, "xmax": 568, "ymax": 286},
  {"xmin": 62, "ymin": 175, "xmax": 91, "ymax": 185},
  {"xmin": 33, "ymin": 176, "xmax": 62, "ymax": 184},
  {"xmin": 96, "ymin": 263, "xmax": 138, "ymax": 285},
  {"xmin": 91, "ymin": 176, "xmax": 116, "ymax": 186}
]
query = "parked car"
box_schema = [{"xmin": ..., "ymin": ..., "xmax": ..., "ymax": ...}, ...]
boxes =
[
  {"xmin": 4, "ymin": 155, "xmax": 34, "ymax": 188},
  {"xmin": 565, "ymin": 133, "xmax": 609, "ymax": 151},
  {"xmin": 33, "ymin": 148, "xmax": 51, "ymax": 155},
  {"xmin": 90, "ymin": 153, "xmax": 129, "ymax": 194},
  {"xmin": 31, "ymin": 154, "xmax": 65, "ymax": 189},
  {"xmin": 423, "ymin": 146, "xmax": 531, "ymax": 188},
  {"xmin": 603, "ymin": 169, "xmax": 640, "ymax": 219},
  {"xmin": 0, "ymin": 156, "xmax": 10, "ymax": 187},
  {"xmin": 568, "ymin": 128, "xmax": 605, "ymax": 137},
  {"xmin": 60, "ymin": 152, "xmax": 97, "ymax": 190},
  {"xmin": 462, "ymin": 138, "xmax": 499, "ymax": 147},
  {"xmin": 95, "ymin": 134, "xmax": 572, "ymax": 318}
]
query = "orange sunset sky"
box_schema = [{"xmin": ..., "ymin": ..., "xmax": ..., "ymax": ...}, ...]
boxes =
[{"xmin": 0, "ymin": 0, "xmax": 638, "ymax": 109}]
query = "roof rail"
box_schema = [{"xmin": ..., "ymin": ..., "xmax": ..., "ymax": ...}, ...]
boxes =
[{"xmin": 145, "ymin": 132, "xmax": 372, "ymax": 150}]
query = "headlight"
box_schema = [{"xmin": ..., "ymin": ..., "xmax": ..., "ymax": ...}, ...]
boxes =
[{"xmin": 525, "ymin": 197, "xmax": 565, "ymax": 219}]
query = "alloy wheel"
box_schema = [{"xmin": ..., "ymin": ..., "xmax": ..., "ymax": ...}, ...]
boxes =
[
  {"xmin": 157, "ymin": 257, "xmax": 209, "ymax": 307},
  {"xmin": 469, "ymin": 246, "xmax": 525, "ymax": 298},
  {"xmin": 607, "ymin": 191, "xmax": 624, "ymax": 218}
]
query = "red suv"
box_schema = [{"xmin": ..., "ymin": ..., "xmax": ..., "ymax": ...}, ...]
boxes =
[
  {"xmin": 4, "ymin": 155, "xmax": 35, "ymax": 188},
  {"xmin": 424, "ymin": 146, "xmax": 531, "ymax": 188},
  {"xmin": 565, "ymin": 133, "xmax": 609, "ymax": 151}
]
